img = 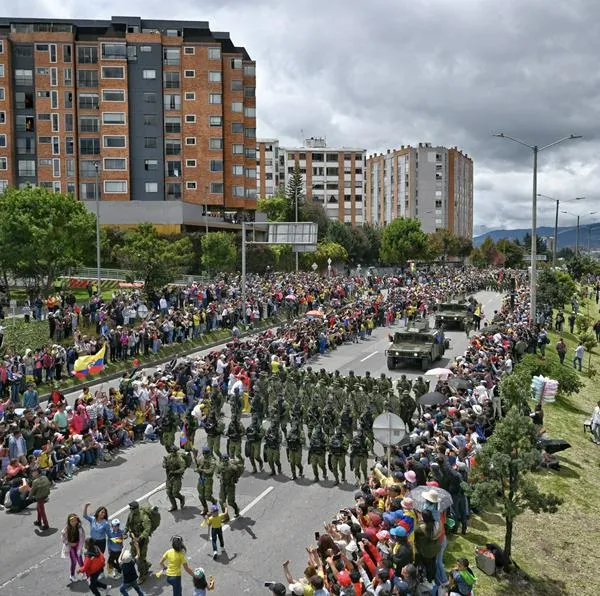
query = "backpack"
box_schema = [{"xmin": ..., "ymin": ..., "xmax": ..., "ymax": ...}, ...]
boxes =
[{"xmin": 140, "ymin": 505, "xmax": 161, "ymax": 537}]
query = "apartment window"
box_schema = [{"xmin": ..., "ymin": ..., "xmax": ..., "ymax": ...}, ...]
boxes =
[
  {"xmin": 244, "ymin": 107, "xmax": 256, "ymax": 117},
  {"xmin": 245, "ymin": 127, "xmax": 256, "ymax": 139},
  {"xmin": 208, "ymin": 71, "xmax": 221, "ymax": 82},
  {"xmin": 63, "ymin": 44, "xmax": 72, "ymax": 63},
  {"xmin": 244, "ymin": 147, "xmax": 256, "ymax": 159},
  {"xmin": 0, "ymin": 41, "xmax": 2, "ymax": 54},
  {"xmin": 163, "ymin": 94, "xmax": 181, "ymax": 110},
  {"xmin": 104, "ymin": 158, "xmax": 127, "ymax": 170},
  {"xmin": 184, "ymin": 70, "xmax": 195, "ymax": 78},
  {"xmin": 144, "ymin": 92, "xmax": 156, "ymax": 103},
  {"xmin": 186, "ymin": 181, "xmax": 197, "ymax": 190},
  {"xmin": 231, "ymin": 122, "xmax": 243, "ymax": 134},
  {"xmin": 0, "ymin": 89, "xmax": 4, "ymax": 100},
  {"xmin": 0, "ymin": 157, "xmax": 6, "ymax": 170},
  {"xmin": 77, "ymin": 46, "xmax": 98, "ymax": 64},
  {"xmin": 185, "ymin": 114, "xmax": 196, "ymax": 123},
  {"xmin": 209, "ymin": 116, "xmax": 222, "ymax": 127},
  {"xmin": 65, "ymin": 114, "xmax": 74, "ymax": 132},
  {"xmin": 50, "ymin": 68, "xmax": 58, "ymax": 86},
  {"xmin": 80, "ymin": 182, "xmax": 100, "ymax": 199},
  {"xmin": 210, "ymin": 182, "xmax": 223, "ymax": 194},
  {"xmin": 15, "ymin": 91, "xmax": 34, "ymax": 109},
  {"xmin": 230, "ymin": 58, "xmax": 242, "ymax": 69},
  {"xmin": 64, "ymin": 90, "xmax": 73, "ymax": 108},
  {"xmin": 184, "ymin": 46, "xmax": 195, "ymax": 55},
  {"xmin": 101, "ymin": 43, "xmax": 126, "ymax": 60},
  {"xmin": 16, "ymin": 137, "xmax": 34, "ymax": 154},
  {"xmin": 103, "ymin": 135, "xmax": 126, "ymax": 148},
  {"xmin": 144, "ymin": 114, "xmax": 157, "ymax": 126},
  {"xmin": 232, "ymin": 144, "xmax": 244, "ymax": 154},
  {"xmin": 0, "ymin": 135, "xmax": 5, "ymax": 147},
  {"xmin": 163, "ymin": 47, "xmax": 180, "ymax": 66},
  {"xmin": 246, "ymin": 188, "xmax": 257, "ymax": 199},
  {"xmin": 50, "ymin": 90, "xmax": 59, "ymax": 109},
  {"xmin": 102, "ymin": 112, "xmax": 126, "ymax": 124},
  {"xmin": 210, "ymin": 160, "xmax": 223, "ymax": 172},
  {"xmin": 15, "ymin": 69, "xmax": 33, "ymax": 85},
  {"xmin": 208, "ymin": 47, "xmax": 221, "ymax": 60},
  {"xmin": 80, "ymin": 138, "xmax": 100, "ymax": 155},
  {"xmin": 209, "ymin": 138, "xmax": 223, "ymax": 150},
  {"xmin": 232, "ymin": 185, "xmax": 244, "ymax": 197},
  {"xmin": 80, "ymin": 160, "xmax": 99, "ymax": 177},
  {"xmin": 66, "ymin": 182, "xmax": 75, "ymax": 195},
  {"xmin": 244, "ymin": 86, "xmax": 255, "ymax": 98},
  {"xmin": 140, "ymin": 46, "xmax": 152, "ymax": 53},
  {"xmin": 79, "ymin": 116, "xmax": 99, "ymax": 132},
  {"xmin": 49, "ymin": 44, "xmax": 57, "ymax": 63},
  {"xmin": 78, "ymin": 69, "xmax": 98, "ymax": 88},
  {"xmin": 53, "ymin": 158, "xmax": 60, "ymax": 177},
  {"xmin": 102, "ymin": 67, "xmax": 124, "ymax": 79},
  {"xmin": 243, "ymin": 64, "xmax": 256, "ymax": 76},
  {"xmin": 142, "ymin": 69, "xmax": 156, "ymax": 80},
  {"xmin": 50, "ymin": 114, "xmax": 59, "ymax": 132},
  {"xmin": 104, "ymin": 180, "xmax": 127, "ymax": 193},
  {"xmin": 163, "ymin": 71, "xmax": 180, "ymax": 88},
  {"xmin": 165, "ymin": 116, "xmax": 181, "ymax": 133},
  {"xmin": 39, "ymin": 136, "xmax": 51, "ymax": 144},
  {"xmin": 18, "ymin": 160, "xmax": 36, "ymax": 177},
  {"xmin": 166, "ymin": 159, "xmax": 181, "ymax": 176},
  {"xmin": 184, "ymin": 92, "xmax": 195, "ymax": 101},
  {"xmin": 39, "ymin": 158, "xmax": 52, "ymax": 166},
  {"xmin": 102, "ymin": 89, "xmax": 125, "ymax": 102},
  {"xmin": 65, "ymin": 137, "xmax": 74, "ymax": 155},
  {"xmin": 53, "ymin": 181, "xmax": 61, "ymax": 193},
  {"xmin": 231, "ymin": 101, "xmax": 243, "ymax": 112},
  {"xmin": 245, "ymin": 167, "xmax": 257, "ymax": 179},
  {"xmin": 36, "ymin": 67, "xmax": 49, "ymax": 75},
  {"xmin": 166, "ymin": 183, "xmax": 182, "ymax": 200},
  {"xmin": 209, "ymin": 93, "xmax": 222, "ymax": 104},
  {"xmin": 35, "ymin": 42, "xmax": 48, "ymax": 52},
  {"xmin": 165, "ymin": 140, "xmax": 181, "ymax": 155},
  {"xmin": 144, "ymin": 159, "xmax": 158, "ymax": 171},
  {"xmin": 78, "ymin": 93, "xmax": 99, "ymax": 109},
  {"xmin": 186, "ymin": 159, "xmax": 196, "ymax": 167},
  {"xmin": 145, "ymin": 182, "xmax": 158, "ymax": 193},
  {"xmin": 144, "ymin": 137, "xmax": 157, "ymax": 149},
  {"xmin": 232, "ymin": 164, "xmax": 243, "ymax": 176},
  {"xmin": 231, "ymin": 79, "xmax": 243, "ymax": 91},
  {"xmin": 185, "ymin": 137, "xmax": 196, "ymax": 145}
]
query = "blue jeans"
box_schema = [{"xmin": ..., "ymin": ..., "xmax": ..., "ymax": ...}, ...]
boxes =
[
  {"xmin": 435, "ymin": 534, "xmax": 448, "ymax": 585},
  {"xmin": 167, "ymin": 575, "xmax": 182, "ymax": 596},
  {"xmin": 120, "ymin": 582, "xmax": 144, "ymax": 595}
]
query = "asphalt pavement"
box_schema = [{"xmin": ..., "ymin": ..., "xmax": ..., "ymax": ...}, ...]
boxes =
[{"xmin": 0, "ymin": 290, "xmax": 502, "ymax": 595}]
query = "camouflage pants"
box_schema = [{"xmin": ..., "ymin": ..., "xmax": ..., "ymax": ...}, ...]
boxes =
[
  {"xmin": 247, "ymin": 441, "xmax": 263, "ymax": 471},
  {"xmin": 219, "ymin": 482, "xmax": 239, "ymax": 515},
  {"xmin": 330, "ymin": 454, "xmax": 346, "ymax": 482},
  {"xmin": 309, "ymin": 453, "xmax": 327, "ymax": 479},
  {"xmin": 166, "ymin": 475, "xmax": 183, "ymax": 507},
  {"xmin": 197, "ymin": 476, "xmax": 216, "ymax": 512},
  {"xmin": 207, "ymin": 435, "xmax": 221, "ymax": 457},
  {"xmin": 288, "ymin": 449, "xmax": 303, "ymax": 478},
  {"xmin": 228, "ymin": 440, "xmax": 242, "ymax": 459}
]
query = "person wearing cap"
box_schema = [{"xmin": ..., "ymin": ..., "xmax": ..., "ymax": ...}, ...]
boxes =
[
  {"xmin": 205, "ymin": 503, "xmax": 227, "ymax": 559},
  {"xmin": 125, "ymin": 501, "xmax": 152, "ymax": 582},
  {"xmin": 216, "ymin": 454, "xmax": 243, "ymax": 517},
  {"xmin": 194, "ymin": 446, "xmax": 218, "ymax": 515},
  {"xmin": 266, "ymin": 582, "xmax": 288, "ymax": 596},
  {"xmin": 192, "ymin": 566, "xmax": 215, "ymax": 595},
  {"xmin": 414, "ymin": 508, "xmax": 442, "ymax": 584},
  {"xmin": 107, "ymin": 518, "xmax": 124, "ymax": 578}
]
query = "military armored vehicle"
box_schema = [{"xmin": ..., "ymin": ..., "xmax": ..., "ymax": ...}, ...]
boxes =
[
  {"xmin": 434, "ymin": 298, "xmax": 471, "ymax": 330},
  {"xmin": 385, "ymin": 322, "xmax": 449, "ymax": 371}
]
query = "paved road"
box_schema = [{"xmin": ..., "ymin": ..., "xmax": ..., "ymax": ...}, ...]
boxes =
[{"xmin": 0, "ymin": 291, "xmax": 502, "ymax": 595}]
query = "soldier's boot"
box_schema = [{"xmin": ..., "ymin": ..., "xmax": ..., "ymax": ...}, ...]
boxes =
[
  {"xmin": 258, "ymin": 457, "xmax": 264, "ymax": 472},
  {"xmin": 341, "ymin": 470, "xmax": 346, "ymax": 483},
  {"xmin": 199, "ymin": 496, "xmax": 208, "ymax": 515},
  {"xmin": 276, "ymin": 462, "xmax": 282, "ymax": 475},
  {"xmin": 233, "ymin": 503, "xmax": 240, "ymax": 518},
  {"xmin": 168, "ymin": 498, "xmax": 178, "ymax": 512},
  {"xmin": 250, "ymin": 458, "xmax": 257, "ymax": 473},
  {"xmin": 178, "ymin": 494, "xmax": 185, "ymax": 509},
  {"xmin": 298, "ymin": 465, "xmax": 304, "ymax": 478},
  {"xmin": 269, "ymin": 462, "xmax": 276, "ymax": 476},
  {"xmin": 291, "ymin": 466, "xmax": 297, "ymax": 480},
  {"xmin": 333, "ymin": 474, "xmax": 339, "ymax": 486},
  {"xmin": 322, "ymin": 464, "xmax": 328, "ymax": 480},
  {"xmin": 312, "ymin": 464, "xmax": 319, "ymax": 482}
]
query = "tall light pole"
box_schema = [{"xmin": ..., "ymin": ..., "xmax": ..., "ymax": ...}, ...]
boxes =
[
  {"xmin": 94, "ymin": 161, "xmax": 101, "ymax": 295},
  {"xmin": 493, "ymin": 133, "xmax": 581, "ymax": 322},
  {"xmin": 537, "ymin": 194, "xmax": 585, "ymax": 267},
  {"xmin": 588, "ymin": 224, "xmax": 600, "ymax": 253},
  {"xmin": 562, "ymin": 210, "xmax": 597, "ymax": 255}
]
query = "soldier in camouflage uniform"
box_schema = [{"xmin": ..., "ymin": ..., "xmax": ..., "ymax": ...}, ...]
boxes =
[
  {"xmin": 125, "ymin": 501, "xmax": 152, "ymax": 582},
  {"xmin": 350, "ymin": 427, "xmax": 371, "ymax": 485},
  {"xmin": 194, "ymin": 445, "xmax": 217, "ymax": 515},
  {"xmin": 204, "ymin": 408, "xmax": 225, "ymax": 457},
  {"xmin": 328, "ymin": 427, "xmax": 347, "ymax": 485},
  {"xmin": 285, "ymin": 420, "xmax": 305, "ymax": 480},
  {"xmin": 216, "ymin": 454, "xmax": 243, "ymax": 517},
  {"xmin": 158, "ymin": 409, "xmax": 177, "ymax": 452},
  {"xmin": 399, "ymin": 389, "xmax": 417, "ymax": 431},
  {"xmin": 226, "ymin": 412, "xmax": 244, "ymax": 459},
  {"xmin": 397, "ymin": 374, "xmax": 412, "ymax": 394},
  {"xmin": 308, "ymin": 425, "xmax": 328, "ymax": 482},
  {"xmin": 163, "ymin": 445, "xmax": 187, "ymax": 511},
  {"xmin": 244, "ymin": 415, "xmax": 264, "ymax": 473},
  {"xmin": 263, "ymin": 423, "xmax": 283, "ymax": 476}
]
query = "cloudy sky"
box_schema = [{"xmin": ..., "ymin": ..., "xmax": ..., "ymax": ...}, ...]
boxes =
[{"xmin": 8, "ymin": 0, "xmax": 600, "ymax": 234}]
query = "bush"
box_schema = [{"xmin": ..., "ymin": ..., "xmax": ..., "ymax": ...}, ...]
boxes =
[{"xmin": 515, "ymin": 354, "xmax": 583, "ymax": 397}]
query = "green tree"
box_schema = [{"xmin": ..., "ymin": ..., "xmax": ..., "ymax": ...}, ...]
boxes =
[
  {"xmin": 566, "ymin": 255, "xmax": 600, "ymax": 281},
  {"xmin": 470, "ymin": 407, "xmax": 563, "ymax": 561},
  {"xmin": 116, "ymin": 223, "xmax": 193, "ymax": 296},
  {"xmin": 300, "ymin": 200, "xmax": 329, "ymax": 241},
  {"xmin": 286, "ymin": 164, "xmax": 305, "ymax": 220},
  {"xmin": 428, "ymin": 229, "xmax": 461, "ymax": 261},
  {"xmin": 496, "ymin": 238, "xmax": 525, "ymax": 268},
  {"xmin": 522, "ymin": 232, "xmax": 548, "ymax": 256},
  {"xmin": 257, "ymin": 190, "xmax": 292, "ymax": 222},
  {"xmin": 362, "ymin": 224, "xmax": 382, "ymax": 264},
  {"xmin": 379, "ymin": 218, "xmax": 428, "ymax": 266},
  {"xmin": 200, "ymin": 231, "xmax": 237, "ymax": 273},
  {"xmin": 302, "ymin": 241, "xmax": 348, "ymax": 270},
  {"xmin": 536, "ymin": 268, "xmax": 577, "ymax": 309},
  {"xmin": 0, "ymin": 186, "xmax": 96, "ymax": 291},
  {"xmin": 455, "ymin": 237, "xmax": 473, "ymax": 259}
]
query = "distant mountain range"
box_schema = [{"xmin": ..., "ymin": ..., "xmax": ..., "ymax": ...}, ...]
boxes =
[{"xmin": 474, "ymin": 224, "xmax": 600, "ymax": 250}]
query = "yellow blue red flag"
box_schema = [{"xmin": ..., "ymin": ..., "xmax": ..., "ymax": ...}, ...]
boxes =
[{"xmin": 72, "ymin": 345, "xmax": 106, "ymax": 379}]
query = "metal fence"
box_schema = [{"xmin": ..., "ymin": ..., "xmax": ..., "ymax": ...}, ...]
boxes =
[{"xmin": 67, "ymin": 268, "xmax": 210, "ymax": 286}]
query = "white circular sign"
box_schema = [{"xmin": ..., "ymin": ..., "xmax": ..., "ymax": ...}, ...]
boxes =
[{"xmin": 372, "ymin": 412, "xmax": 407, "ymax": 446}]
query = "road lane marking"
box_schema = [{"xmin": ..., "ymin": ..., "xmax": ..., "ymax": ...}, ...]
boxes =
[
  {"xmin": 110, "ymin": 482, "xmax": 167, "ymax": 518},
  {"xmin": 360, "ymin": 351, "xmax": 378, "ymax": 362},
  {"xmin": 223, "ymin": 485, "xmax": 274, "ymax": 532}
]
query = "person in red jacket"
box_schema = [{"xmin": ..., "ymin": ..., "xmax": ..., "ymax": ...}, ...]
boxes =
[{"xmin": 80, "ymin": 538, "xmax": 108, "ymax": 596}]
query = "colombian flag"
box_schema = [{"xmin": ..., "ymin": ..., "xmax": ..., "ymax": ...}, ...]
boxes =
[
  {"xmin": 180, "ymin": 424, "xmax": 188, "ymax": 447},
  {"xmin": 72, "ymin": 345, "xmax": 107, "ymax": 379}
]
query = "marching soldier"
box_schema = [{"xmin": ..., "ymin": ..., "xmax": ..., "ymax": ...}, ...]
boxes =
[
  {"xmin": 263, "ymin": 422, "xmax": 283, "ymax": 476},
  {"xmin": 216, "ymin": 454, "xmax": 243, "ymax": 518},
  {"xmin": 195, "ymin": 445, "xmax": 218, "ymax": 515},
  {"xmin": 204, "ymin": 408, "xmax": 225, "ymax": 457},
  {"xmin": 229, "ymin": 386, "xmax": 243, "ymax": 419},
  {"xmin": 362, "ymin": 370, "xmax": 375, "ymax": 393},
  {"xmin": 308, "ymin": 425, "xmax": 328, "ymax": 482},
  {"xmin": 328, "ymin": 428, "xmax": 347, "ymax": 485},
  {"xmin": 286, "ymin": 420, "xmax": 305, "ymax": 480},
  {"xmin": 125, "ymin": 501, "xmax": 152, "ymax": 582},
  {"xmin": 158, "ymin": 409, "xmax": 177, "ymax": 452},
  {"xmin": 340, "ymin": 402, "xmax": 354, "ymax": 444},
  {"xmin": 250, "ymin": 388, "xmax": 264, "ymax": 425},
  {"xmin": 350, "ymin": 427, "xmax": 370, "ymax": 485},
  {"xmin": 359, "ymin": 405, "xmax": 375, "ymax": 451},
  {"xmin": 226, "ymin": 412, "xmax": 245, "ymax": 459},
  {"xmin": 397, "ymin": 374, "xmax": 412, "ymax": 394},
  {"xmin": 163, "ymin": 445, "xmax": 187, "ymax": 511},
  {"xmin": 244, "ymin": 415, "xmax": 264, "ymax": 473},
  {"xmin": 399, "ymin": 389, "xmax": 417, "ymax": 431},
  {"xmin": 346, "ymin": 370, "xmax": 358, "ymax": 392},
  {"xmin": 270, "ymin": 394, "xmax": 289, "ymax": 437}
]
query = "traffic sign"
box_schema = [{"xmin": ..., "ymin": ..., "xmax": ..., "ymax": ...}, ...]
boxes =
[
  {"xmin": 523, "ymin": 255, "xmax": 547, "ymax": 261},
  {"xmin": 373, "ymin": 412, "xmax": 406, "ymax": 446},
  {"xmin": 137, "ymin": 304, "xmax": 149, "ymax": 319},
  {"xmin": 9, "ymin": 299, "xmax": 16, "ymax": 309},
  {"xmin": 311, "ymin": 262, "xmax": 318, "ymax": 271}
]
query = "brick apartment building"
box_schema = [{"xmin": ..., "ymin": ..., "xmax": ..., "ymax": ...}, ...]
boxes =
[
  {"xmin": 0, "ymin": 16, "xmax": 257, "ymax": 232},
  {"xmin": 365, "ymin": 143, "xmax": 473, "ymax": 238},
  {"xmin": 257, "ymin": 136, "xmax": 366, "ymax": 226}
]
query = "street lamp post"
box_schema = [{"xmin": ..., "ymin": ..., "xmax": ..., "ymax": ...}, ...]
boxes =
[
  {"xmin": 537, "ymin": 194, "xmax": 585, "ymax": 267},
  {"xmin": 562, "ymin": 210, "xmax": 597, "ymax": 255},
  {"xmin": 493, "ymin": 133, "xmax": 581, "ymax": 322},
  {"xmin": 94, "ymin": 162, "xmax": 101, "ymax": 295}
]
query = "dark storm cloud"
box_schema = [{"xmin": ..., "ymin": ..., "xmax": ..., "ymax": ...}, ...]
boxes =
[{"xmin": 16, "ymin": 0, "xmax": 600, "ymax": 231}]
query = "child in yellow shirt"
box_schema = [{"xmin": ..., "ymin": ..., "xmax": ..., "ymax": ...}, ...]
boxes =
[{"xmin": 205, "ymin": 504, "xmax": 228, "ymax": 559}]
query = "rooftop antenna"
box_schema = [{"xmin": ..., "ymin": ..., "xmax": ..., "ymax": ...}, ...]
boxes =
[{"xmin": 300, "ymin": 129, "xmax": 304, "ymax": 146}]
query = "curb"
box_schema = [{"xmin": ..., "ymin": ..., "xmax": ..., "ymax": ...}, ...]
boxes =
[{"xmin": 38, "ymin": 317, "xmax": 283, "ymax": 402}]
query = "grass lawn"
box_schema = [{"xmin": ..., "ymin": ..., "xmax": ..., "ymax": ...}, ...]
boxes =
[
  {"xmin": 6, "ymin": 286, "xmax": 115, "ymax": 305},
  {"xmin": 445, "ymin": 304, "xmax": 600, "ymax": 595}
]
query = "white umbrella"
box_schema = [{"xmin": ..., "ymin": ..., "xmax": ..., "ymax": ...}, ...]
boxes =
[{"xmin": 424, "ymin": 367, "xmax": 454, "ymax": 379}]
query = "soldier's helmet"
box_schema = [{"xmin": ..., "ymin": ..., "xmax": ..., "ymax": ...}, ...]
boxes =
[
  {"xmin": 220, "ymin": 454, "xmax": 230, "ymax": 461},
  {"xmin": 202, "ymin": 445, "xmax": 211, "ymax": 453},
  {"xmin": 365, "ymin": 371, "xmax": 371, "ymax": 377},
  {"xmin": 167, "ymin": 444, "xmax": 178, "ymax": 453}
]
